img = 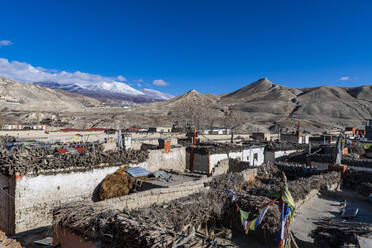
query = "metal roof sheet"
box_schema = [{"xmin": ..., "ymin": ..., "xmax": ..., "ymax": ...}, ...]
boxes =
[{"xmin": 125, "ymin": 167, "xmax": 150, "ymax": 178}]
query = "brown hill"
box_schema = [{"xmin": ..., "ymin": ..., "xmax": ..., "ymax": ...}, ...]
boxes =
[
  {"xmin": 220, "ymin": 78, "xmax": 301, "ymax": 103},
  {"xmin": 0, "ymin": 78, "xmax": 99, "ymax": 112},
  {"xmin": 219, "ymin": 79, "xmax": 372, "ymax": 132},
  {"xmin": 347, "ymin": 85, "xmax": 372, "ymax": 101},
  {"xmin": 124, "ymin": 79, "xmax": 372, "ymax": 133}
]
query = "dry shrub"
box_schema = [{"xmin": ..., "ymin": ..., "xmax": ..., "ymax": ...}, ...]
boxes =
[{"xmin": 0, "ymin": 231, "xmax": 22, "ymax": 248}]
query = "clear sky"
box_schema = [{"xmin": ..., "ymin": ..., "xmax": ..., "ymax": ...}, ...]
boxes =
[{"xmin": 1, "ymin": 0, "xmax": 372, "ymax": 95}]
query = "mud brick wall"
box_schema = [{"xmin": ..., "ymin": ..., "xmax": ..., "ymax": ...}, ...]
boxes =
[
  {"xmin": 13, "ymin": 166, "xmax": 123, "ymax": 234},
  {"xmin": 131, "ymin": 137, "xmax": 178, "ymax": 150},
  {"xmin": 212, "ymin": 159, "xmax": 229, "ymax": 176},
  {"xmin": 1, "ymin": 147, "xmax": 186, "ymax": 234},
  {"xmin": 186, "ymin": 148, "xmax": 250, "ymax": 174},
  {"xmin": 137, "ymin": 147, "xmax": 186, "ymax": 172},
  {"xmin": 228, "ymin": 159, "xmax": 251, "ymax": 173},
  {"xmin": 96, "ymin": 177, "xmax": 212, "ymax": 210},
  {"xmin": 242, "ymin": 146, "xmax": 265, "ymax": 166},
  {"xmin": 265, "ymin": 149, "xmax": 299, "ymax": 162},
  {"xmin": 87, "ymin": 168, "xmax": 258, "ymax": 211}
]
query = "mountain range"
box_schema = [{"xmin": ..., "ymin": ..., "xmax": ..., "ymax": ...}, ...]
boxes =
[
  {"xmin": 34, "ymin": 80, "xmax": 174, "ymax": 104},
  {"xmin": 131, "ymin": 78, "xmax": 372, "ymax": 133},
  {"xmin": 1, "ymin": 77, "xmax": 371, "ymax": 133},
  {"xmin": 0, "ymin": 77, "xmax": 99, "ymax": 112}
]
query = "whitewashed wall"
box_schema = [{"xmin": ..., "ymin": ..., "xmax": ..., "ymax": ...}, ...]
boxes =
[
  {"xmin": 6, "ymin": 147, "xmax": 186, "ymax": 234},
  {"xmin": 265, "ymin": 149, "xmax": 298, "ymax": 162},
  {"xmin": 14, "ymin": 166, "xmax": 122, "ymax": 233},
  {"xmin": 136, "ymin": 147, "xmax": 186, "ymax": 172},
  {"xmin": 242, "ymin": 147, "xmax": 265, "ymax": 166},
  {"xmin": 209, "ymin": 152, "xmax": 242, "ymax": 174}
]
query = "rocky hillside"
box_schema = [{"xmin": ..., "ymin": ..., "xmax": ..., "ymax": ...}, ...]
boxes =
[
  {"xmin": 1, "ymin": 76, "xmax": 371, "ymax": 133},
  {"xmin": 218, "ymin": 78, "xmax": 372, "ymax": 132},
  {"xmin": 129, "ymin": 78, "xmax": 372, "ymax": 133},
  {"xmin": 0, "ymin": 78, "xmax": 99, "ymax": 112}
]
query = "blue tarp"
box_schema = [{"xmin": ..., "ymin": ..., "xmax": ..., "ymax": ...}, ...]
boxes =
[{"xmin": 125, "ymin": 167, "xmax": 150, "ymax": 178}]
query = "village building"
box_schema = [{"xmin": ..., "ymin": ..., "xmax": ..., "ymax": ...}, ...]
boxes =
[
  {"xmin": 201, "ymin": 128, "xmax": 231, "ymax": 135},
  {"xmin": 280, "ymin": 133, "xmax": 310, "ymax": 144},
  {"xmin": 264, "ymin": 144, "xmax": 307, "ymax": 163},
  {"xmin": 148, "ymin": 126, "xmax": 172, "ymax": 133},
  {"xmin": 1, "ymin": 124, "xmax": 47, "ymax": 131},
  {"xmin": 186, "ymin": 144, "xmax": 265, "ymax": 175},
  {"xmin": 0, "ymin": 142, "xmax": 186, "ymax": 235}
]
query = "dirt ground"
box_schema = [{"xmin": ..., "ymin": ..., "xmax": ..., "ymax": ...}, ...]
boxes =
[
  {"xmin": 217, "ymin": 191, "xmax": 372, "ymax": 248},
  {"xmin": 292, "ymin": 192, "xmax": 372, "ymax": 246}
]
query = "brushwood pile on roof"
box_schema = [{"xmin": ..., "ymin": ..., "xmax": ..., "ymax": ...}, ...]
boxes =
[
  {"xmin": 53, "ymin": 164, "xmax": 342, "ymax": 247},
  {"xmin": 186, "ymin": 143, "xmax": 244, "ymax": 155},
  {"xmin": 0, "ymin": 144, "xmax": 149, "ymax": 176},
  {"xmin": 265, "ymin": 141, "xmax": 308, "ymax": 151}
]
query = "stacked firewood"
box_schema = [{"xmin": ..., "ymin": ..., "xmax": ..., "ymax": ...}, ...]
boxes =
[
  {"xmin": 311, "ymin": 218, "xmax": 372, "ymax": 248},
  {"xmin": 343, "ymin": 169, "xmax": 372, "ymax": 197},
  {"xmin": 265, "ymin": 142, "xmax": 309, "ymax": 152},
  {"xmin": 53, "ymin": 173, "xmax": 244, "ymax": 247},
  {"xmin": 0, "ymin": 144, "xmax": 149, "ymax": 176},
  {"xmin": 276, "ymin": 163, "xmax": 324, "ymax": 179},
  {"xmin": 53, "ymin": 165, "xmax": 343, "ymax": 247}
]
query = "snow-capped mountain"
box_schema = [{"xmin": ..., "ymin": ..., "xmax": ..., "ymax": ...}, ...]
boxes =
[
  {"xmin": 35, "ymin": 80, "xmax": 173, "ymax": 103},
  {"xmin": 94, "ymin": 81, "xmax": 145, "ymax": 96},
  {"xmin": 140, "ymin": 88, "xmax": 174, "ymax": 100},
  {"xmin": 0, "ymin": 58, "xmax": 173, "ymax": 103}
]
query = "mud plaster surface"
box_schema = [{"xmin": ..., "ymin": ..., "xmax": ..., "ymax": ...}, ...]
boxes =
[{"xmin": 292, "ymin": 193, "xmax": 372, "ymax": 244}]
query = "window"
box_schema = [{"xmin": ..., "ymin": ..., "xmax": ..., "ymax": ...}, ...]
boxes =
[{"xmin": 254, "ymin": 153, "xmax": 258, "ymax": 160}]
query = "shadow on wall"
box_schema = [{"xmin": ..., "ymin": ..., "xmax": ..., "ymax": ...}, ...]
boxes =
[{"xmin": 91, "ymin": 181, "xmax": 102, "ymax": 202}]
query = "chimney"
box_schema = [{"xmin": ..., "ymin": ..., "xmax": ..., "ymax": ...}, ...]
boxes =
[{"xmin": 192, "ymin": 128, "xmax": 197, "ymax": 146}]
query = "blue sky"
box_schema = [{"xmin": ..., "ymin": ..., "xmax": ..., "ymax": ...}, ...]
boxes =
[{"xmin": 1, "ymin": 0, "xmax": 372, "ymax": 95}]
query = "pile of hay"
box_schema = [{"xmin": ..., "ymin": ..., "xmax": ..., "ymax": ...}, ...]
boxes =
[{"xmin": 96, "ymin": 167, "xmax": 145, "ymax": 201}]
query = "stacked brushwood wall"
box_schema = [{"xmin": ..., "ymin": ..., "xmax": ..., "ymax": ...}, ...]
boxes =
[
  {"xmin": 311, "ymin": 219, "xmax": 372, "ymax": 248},
  {"xmin": 342, "ymin": 169, "xmax": 372, "ymax": 197},
  {"xmin": 0, "ymin": 144, "xmax": 149, "ymax": 176},
  {"xmin": 0, "ymin": 144, "xmax": 181, "ymax": 235},
  {"xmin": 52, "ymin": 165, "xmax": 341, "ymax": 247}
]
